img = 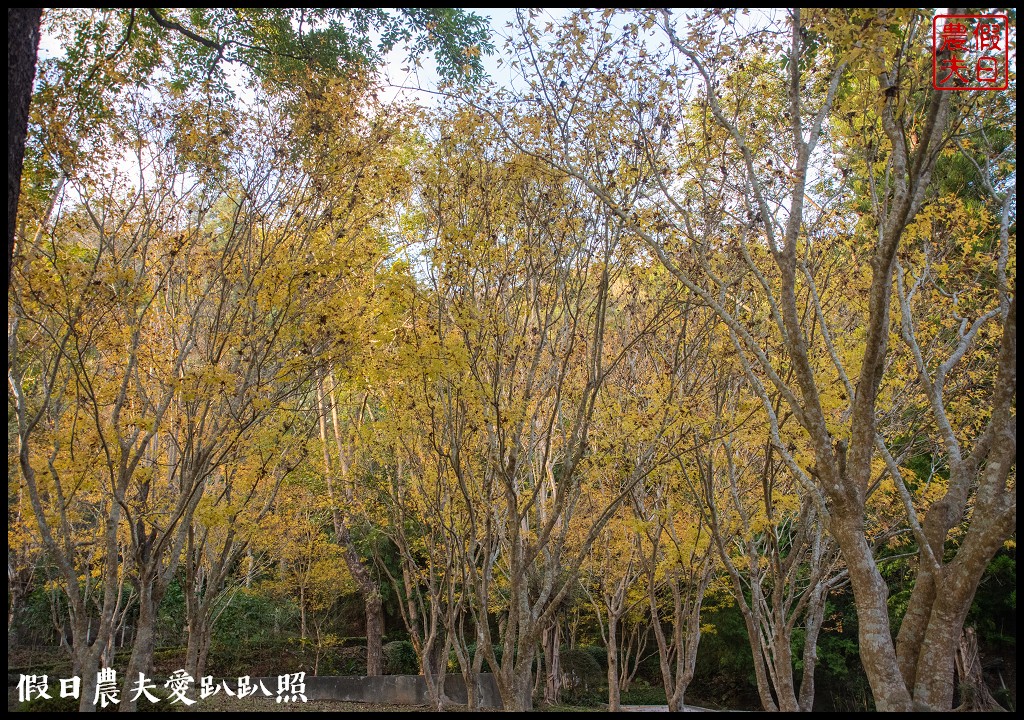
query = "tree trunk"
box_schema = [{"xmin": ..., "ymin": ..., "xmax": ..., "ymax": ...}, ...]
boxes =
[
  {"xmin": 318, "ymin": 375, "xmax": 384, "ymax": 676},
  {"xmin": 333, "ymin": 522, "xmax": 384, "ymax": 675},
  {"xmin": 771, "ymin": 634, "xmax": 799, "ymax": 711},
  {"xmin": 75, "ymin": 645, "xmax": 102, "ymax": 713},
  {"xmin": 7, "ymin": 8, "xmax": 41, "ymax": 285},
  {"xmin": 185, "ymin": 610, "xmax": 214, "ymax": 682},
  {"xmin": 607, "ymin": 612, "xmax": 621, "ymax": 712},
  {"xmin": 952, "ymin": 627, "xmax": 1003, "ymax": 711},
  {"xmin": 512, "ymin": 649, "xmax": 536, "ymax": 712},
  {"xmin": 798, "ymin": 584, "xmax": 828, "ymax": 711},
  {"xmin": 120, "ymin": 580, "xmax": 162, "ymax": 712},
  {"xmin": 910, "ymin": 508, "xmax": 1015, "ymax": 710},
  {"xmin": 422, "ymin": 630, "xmax": 450, "ymax": 709},
  {"xmin": 452, "ymin": 620, "xmax": 485, "ymax": 710},
  {"xmin": 649, "ymin": 575, "xmax": 679, "ymax": 712},
  {"xmin": 542, "ymin": 621, "xmax": 561, "ymax": 706},
  {"xmin": 829, "ymin": 510, "xmax": 913, "ymax": 711},
  {"xmin": 363, "ymin": 587, "xmax": 384, "ymax": 676}
]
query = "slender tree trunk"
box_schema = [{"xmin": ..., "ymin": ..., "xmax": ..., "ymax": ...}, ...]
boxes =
[
  {"xmin": 8, "ymin": 8, "xmax": 42, "ymax": 285},
  {"xmin": 76, "ymin": 645, "xmax": 103, "ymax": 713},
  {"xmin": 185, "ymin": 611, "xmax": 214, "ymax": 681},
  {"xmin": 512, "ymin": 646, "xmax": 536, "ymax": 712},
  {"xmin": 770, "ymin": 628, "xmax": 799, "ymax": 712},
  {"xmin": 451, "ymin": 615, "xmax": 484, "ymax": 710},
  {"xmin": 649, "ymin": 573, "xmax": 680, "ymax": 712},
  {"xmin": 342, "ymin": 530, "xmax": 384, "ymax": 676},
  {"xmin": 422, "ymin": 630, "xmax": 450, "ymax": 709},
  {"xmin": 120, "ymin": 579, "xmax": 162, "ymax": 712},
  {"xmin": 798, "ymin": 584, "xmax": 828, "ymax": 711},
  {"xmin": 607, "ymin": 611, "xmax": 621, "ymax": 712},
  {"xmin": 318, "ymin": 375, "xmax": 384, "ymax": 676}
]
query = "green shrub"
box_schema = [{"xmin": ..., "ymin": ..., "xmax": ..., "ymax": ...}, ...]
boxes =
[
  {"xmin": 448, "ymin": 643, "xmax": 504, "ymax": 673},
  {"xmin": 620, "ymin": 685, "xmax": 668, "ymax": 705},
  {"xmin": 580, "ymin": 644, "xmax": 608, "ymax": 671},
  {"xmin": 558, "ymin": 647, "xmax": 605, "ymax": 703},
  {"xmin": 325, "ymin": 645, "xmax": 367, "ymax": 676},
  {"xmin": 383, "ymin": 640, "xmax": 419, "ymax": 675},
  {"xmin": 212, "ymin": 589, "xmax": 299, "ymax": 646},
  {"xmin": 152, "ymin": 646, "xmax": 187, "ymax": 675}
]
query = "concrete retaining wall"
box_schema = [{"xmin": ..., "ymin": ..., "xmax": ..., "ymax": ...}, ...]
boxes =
[{"xmin": 253, "ymin": 673, "xmax": 503, "ymax": 709}]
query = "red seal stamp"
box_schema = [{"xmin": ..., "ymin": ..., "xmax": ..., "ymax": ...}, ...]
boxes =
[{"xmin": 933, "ymin": 14, "xmax": 1009, "ymax": 91}]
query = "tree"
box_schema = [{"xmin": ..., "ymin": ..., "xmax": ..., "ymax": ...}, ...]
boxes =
[
  {"xmin": 13, "ymin": 7, "xmax": 493, "ymax": 282},
  {"xmin": 694, "ymin": 383, "xmax": 846, "ymax": 711},
  {"xmin": 581, "ymin": 520, "xmax": 645, "ymax": 712},
  {"xmin": 9, "ymin": 77, "xmax": 396, "ymax": 708},
  {"xmin": 10, "ymin": 111, "xmax": 202, "ymax": 710},
  {"xmin": 480, "ymin": 8, "xmax": 1015, "ymax": 710},
  {"xmin": 293, "ymin": 78, "xmax": 422, "ymax": 678},
  {"xmin": 409, "ymin": 107, "xmax": 683, "ymax": 710},
  {"xmin": 8, "ymin": 8, "xmax": 42, "ymax": 285},
  {"xmin": 636, "ymin": 485, "xmax": 716, "ymax": 713},
  {"xmin": 315, "ymin": 373, "xmax": 387, "ymax": 677},
  {"xmin": 258, "ymin": 484, "xmax": 356, "ymax": 676},
  {"xmin": 580, "ymin": 283, "xmax": 718, "ymax": 711},
  {"xmin": 181, "ymin": 413, "xmax": 306, "ymax": 681}
]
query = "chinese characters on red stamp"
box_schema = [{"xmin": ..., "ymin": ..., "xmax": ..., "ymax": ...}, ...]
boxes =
[{"xmin": 933, "ymin": 14, "xmax": 1009, "ymax": 91}]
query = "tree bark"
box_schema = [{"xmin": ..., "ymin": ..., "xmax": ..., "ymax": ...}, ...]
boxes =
[
  {"xmin": 542, "ymin": 620, "xmax": 561, "ymax": 706},
  {"xmin": 120, "ymin": 577, "xmax": 163, "ymax": 712},
  {"xmin": 606, "ymin": 611, "xmax": 621, "ymax": 712},
  {"xmin": 8, "ymin": 8, "xmax": 41, "ymax": 285},
  {"xmin": 829, "ymin": 510, "xmax": 912, "ymax": 711}
]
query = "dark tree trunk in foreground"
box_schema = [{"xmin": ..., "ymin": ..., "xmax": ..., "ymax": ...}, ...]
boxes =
[{"xmin": 8, "ymin": 8, "xmax": 41, "ymax": 285}]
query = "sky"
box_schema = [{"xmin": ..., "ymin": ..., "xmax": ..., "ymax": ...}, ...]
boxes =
[
  {"xmin": 37, "ymin": 9, "xmax": 571, "ymax": 110},
  {"xmin": 378, "ymin": 8, "xmax": 571, "ymax": 107}
]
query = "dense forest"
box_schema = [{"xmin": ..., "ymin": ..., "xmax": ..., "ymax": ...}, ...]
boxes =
[{"xmin": 8, "ymin": 8, "xmax": 1016, "ymax": 713}]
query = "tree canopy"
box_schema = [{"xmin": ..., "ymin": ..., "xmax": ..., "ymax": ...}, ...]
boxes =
[{"xmin": 8, "ymin": 7, "xmax": 1015, "ymax": 714}]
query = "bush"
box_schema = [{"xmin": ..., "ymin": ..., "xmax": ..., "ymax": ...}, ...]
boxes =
[
  {"xmin": 580, "ymin": 644, "xmax": 608, "ymax": 671},
  {"xmin": 383, "ymin": 640, "xmax": 419, "ymax": 675},
  {"xmin": 620, "ymin": 685, "xmax": 668, "ymax": 705},
  {"xmin": 558, "ymin": 647, "xmax": 605, "ymax": 704},
  {"xmin": 448, "ymin": 643, "xmax": 504, "ymax": 673},
  {"xmin": 212, "ymin": 589, "xmax": 299, "ymax": 647},
  {"xmin": 17, "ymin": 696, "xmax": 85, "ymax": 713},
  {"xmin": 325, "ymin": 645, "xmax": 367, "ymax": 676},
  {"xmin": 338, "ymin": 636, "xmax": 367, "ymax": 648},
  {"xmin": 152, "ymin": 646, "xmax": 187, "ymax": 675}
]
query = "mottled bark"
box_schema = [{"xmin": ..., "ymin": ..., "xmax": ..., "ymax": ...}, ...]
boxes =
[
  {"xmin": 76, "ymin": 647, "xmax": 103, "ymax": 713},
  {"xmin": 830, "ymin": 510, "xmax": 911, "ymax": 711},
  {"xmin": 120, "ymin": 579, "xmax": 162, "ymax": 713},
  {"xmin": 542, "ymin": 620, "xmax": 562, "ymax": 706},
  {"xmin": 184, "ymin": 613, "xmax": 213, "ymax": 683},
  {"xmin": 798, "ymin": 583, "xmax": 828, "ymax": 712}
]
